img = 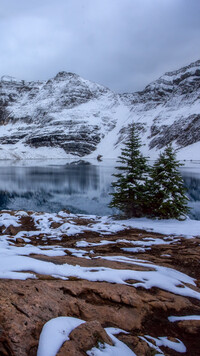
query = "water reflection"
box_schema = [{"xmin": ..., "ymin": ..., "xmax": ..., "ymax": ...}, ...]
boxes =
[
  {"xmin": 181, "ymin": 167, "xmax": 200, "ymax": 220},
  {"xmin": 0, "ymin": 162, "xmax": 115, "ymax": 215},
  {"xmin": 0, "ymin": 162, "xmax": 199, "ymax": 218}
]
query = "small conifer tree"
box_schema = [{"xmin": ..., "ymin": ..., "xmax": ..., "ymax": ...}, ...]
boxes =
[
  {"xmin": 109, "ymin": 123, "xmax": 149, "ymax": 217},
  {"xmin": 149, "ymin": 144, "xmax": 189, "ymax": 219}
]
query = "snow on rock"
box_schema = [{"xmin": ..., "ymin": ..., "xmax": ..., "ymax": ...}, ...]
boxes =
[
  {"xmin": 96, "ymin": 255, "xmax": 200, "ymax": 300},
  {"xmin": 168, "ymin": 315, "xmax": 200, "ymax": 322},
  {"xmin": 0, "ymin": 212, "xmax": 20, "ymax": 230},
  {"xmin": 1, "ymin": 209, "xmax": 200, "ymax": 240},
  {"xmin": 0, "ymin": 210, "xmax": 200, "ymax": 300},
  {"xmin": 87, "ymin": 327, "xmax": 136, "ymax": 356},
  {"xmin": 116, "ymin": 216, "xmax": 200, "ymax": 238},
  {"xmin": 140, "ymin": 335, "xmax": 186, "ymax": 354},
  {"xmin": 37, "ymin": 316, "xmax": 85, "ymax": 356},
  {"xmin": 1, "ymin": 244, "xmax": 200, "ymax": 300},
  {"xmin": 37, "ymin": 317, "xmax": 135, "ymax": 356}
]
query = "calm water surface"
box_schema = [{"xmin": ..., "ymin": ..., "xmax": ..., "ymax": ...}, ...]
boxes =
[{"xmin": 0, "ymin": 160, "xmax": 200, "ymax": 219}]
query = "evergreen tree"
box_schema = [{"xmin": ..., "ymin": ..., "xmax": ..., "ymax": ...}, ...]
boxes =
[
  {"xmin": 149, "ymin": 144, "xmax": 189, "ymax": 219},
  {"xmin": 109, "ymin": 123, "xmax": 149, "ymax": 217}
]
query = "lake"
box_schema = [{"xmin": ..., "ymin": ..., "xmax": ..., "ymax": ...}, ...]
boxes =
[{"xmin": 0, "ymin": 160, "xmax": 200, "ymax": 219}]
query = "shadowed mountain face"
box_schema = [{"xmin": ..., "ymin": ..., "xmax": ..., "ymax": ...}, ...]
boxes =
[{"xmin": 0, "ymin": 60, "xmax": 200, "ymax": 159}]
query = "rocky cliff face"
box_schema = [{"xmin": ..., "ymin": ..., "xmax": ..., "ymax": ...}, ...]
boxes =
[
  {"xmin": 0, "ymin": 72, "xmax": 119, "ymax": 158},
  {"xmin": 0, "ymin": 60, "xmax": 199, "ymax": 160}
]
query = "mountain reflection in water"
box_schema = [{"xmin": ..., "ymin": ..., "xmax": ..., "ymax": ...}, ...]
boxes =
[
  {"xmin": 181, "ymin": 167, "xmax": 200, "ymax": 220},
  {"xmin": 0, "ymin": 161, "xmax": 199, "ymax": 219},
  {"xmin": 0, "ymin": 162, "xmax": 115, "ymax": 215}
]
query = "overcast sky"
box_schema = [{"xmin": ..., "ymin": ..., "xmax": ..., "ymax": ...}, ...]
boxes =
[{"xmin": 0, "ymin": 0, "xmax": 200, "ymax": 92}]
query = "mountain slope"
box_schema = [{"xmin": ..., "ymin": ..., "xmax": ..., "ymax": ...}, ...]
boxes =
[
  {"xmin": 121, "ymin": 59, "xmax": 200, "ymax": 156},
  {"xmin": 0, "ymin": 60, "xmax": 199, "ymax": 160}
]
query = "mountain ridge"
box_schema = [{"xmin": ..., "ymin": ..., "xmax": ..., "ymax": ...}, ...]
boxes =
[{"xmin": 0, "ymin": 59, "xmax": 199, "ymax": 160}]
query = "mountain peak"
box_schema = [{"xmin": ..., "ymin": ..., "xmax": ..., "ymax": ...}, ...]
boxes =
[{"xmin": 54, "ymin": 71, "xmax": 79, "ymax": 81}]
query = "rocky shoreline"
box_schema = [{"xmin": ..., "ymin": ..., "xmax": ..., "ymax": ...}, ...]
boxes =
[{"xmin": 0, "ymin": 210, "xmax": 200, "ymax": 355}]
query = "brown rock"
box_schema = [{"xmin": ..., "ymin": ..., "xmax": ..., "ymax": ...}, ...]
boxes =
[
  {"xmin": 58, "ymin": 320, "xmax": 113, "ymax": 355},
  {"xmin": 129, "ymin": 336, "xmax": 151, "ymax": 356},
  {"xmin": 16, "ymin": 238, "xmax": 25, "ymax": 244},
  {"xmin": 177, "ymin": 320, "xmax": 200, "ymax": 334},
  {"xmin": 69, "ymin": 320, "xmax": 113, "ymax": 351},
  {"xmin": 4, "ymin": 225, "xmax": 21, "ymax": 236},
  {"xmin": 57, "ymin": 341, "xmax": 83, "ymax": 356},
  {"xmin": 0, "ymin": 326, "xmax": 15, "ymax": 356}
]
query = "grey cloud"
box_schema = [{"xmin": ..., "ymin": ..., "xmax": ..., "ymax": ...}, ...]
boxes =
[{"xmin": 0, "ymin": 0, "xmax": 200, "ymax": 92}]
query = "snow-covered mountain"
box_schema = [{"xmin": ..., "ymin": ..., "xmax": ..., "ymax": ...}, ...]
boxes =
[{"xmin": 0, "ymin": 60, "xmax": 199, "ymax": 160}]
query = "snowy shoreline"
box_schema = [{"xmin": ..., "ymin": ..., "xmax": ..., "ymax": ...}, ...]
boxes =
[
  {"xmin": 1, "ymin": 209, "xmax": 200, "ymax": 238},
  {"xmin": 0, "ymin": 138, "xmax": 200, "ymax": 163}
]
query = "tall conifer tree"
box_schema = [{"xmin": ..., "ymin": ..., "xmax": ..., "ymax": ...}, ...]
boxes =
[
  {"xmin": 149, "ymin": 144, "xmax": 189, "ymax": 219},
  {"xmin": 109, "ymin": 123, "xmax": 149, "ymax": 217}
]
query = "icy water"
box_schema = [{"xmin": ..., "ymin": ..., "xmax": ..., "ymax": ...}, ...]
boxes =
[
  {"xmin": 0, "ymin": 160, "xmax": 200, "ymax": 219},
  {"xmin": 181, "ymin": 165, "xmax": 200, "ymax": 220}
]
